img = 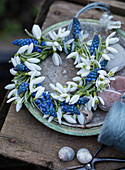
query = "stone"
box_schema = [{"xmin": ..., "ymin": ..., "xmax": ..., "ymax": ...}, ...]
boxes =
[
  {"xmin": 98, "ymin": 76, "xmax": 125, "ymax": 111},
  {"xmin": 105, "ymin": 44, "xmax": 125, "ymax": 72},
  {"xmin": 76, "ymin": 148, "xmax": 92, "ymax": 164}
]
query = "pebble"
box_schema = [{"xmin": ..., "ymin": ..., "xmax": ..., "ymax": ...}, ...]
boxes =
[
  {"xmin": 98, "ymin": 76, "xmax": 125, "ymax": 111},
  {"xmin": 105, "ymin": 43, "xmax": 125, "ymax": 72},
  {"xmin": 58, "ymin": 146, "xmax": 75, "ymax": 162},
  {"xmin": 62, "ymin": 69, "xmax": 67, "ymax": 74},
  {"xmin": 77, "ymin": 148, "xmax": 92, "ymax": 164}
]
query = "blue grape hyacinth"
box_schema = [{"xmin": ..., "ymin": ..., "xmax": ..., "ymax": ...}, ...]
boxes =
[
  {"xmin": 86, "ymin": 68, "xmax": 101, "ymax": 84},
  {"xmin": 18, "ymin": 82, "xmax": 29, "ymax": 95},
  {"xmin": 14, "ymin": 63, "xmax": 29, "ymax": 72},
  {"xmin": 90, "ymin": 34, "xmax": 99, "ymax": 56},
  {"xmin": 34, "ymin": 91, "xmax": 57, "ymax": 117},
  {"xmin": 72, "ymin": 17, "xmax": 81, "ymax": 40},
  {"xmin": 13, "ymin": 38, "xmax": 46, "ymax": 53}
]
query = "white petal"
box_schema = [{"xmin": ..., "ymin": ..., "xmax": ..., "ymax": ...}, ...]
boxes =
[
  {"xmin": 27, "ymin": 43, "xmax": 33, "ymax": 54},
  {"xmin": 56, "ymin": 82, "xmax": 63, "ymax": 92},
  {"xmin": 72, "ymin": 76, "xmax": 82, "ymax": 82},
  {"xmin": 58, "ymin": 107, "xmax": 62, "ymax": 118},
  {"xmin": 109, "ymin": 67, "xmax": 118, "ymax": 74},
  {"xmin": 78, "ymin": 113, "xmax": 85, "ymax": 125},
  {"xmin": 27, "ymin": 58, "xmax": 40, "ymax": 63},
  {"xmin": 108, "ymin": 32, "xmax": 116, "ymax": 39},
  {"xmin": 30, "ymin": 80, "xmax": 34, "ymax": 92},
  {"xmin": 49, "ymin": 31, "xmax": 57, "ymax": 40},
  {"xmin": 11, "ymin": 58, "xmax": 17, "ymax": 67},
  {"xmin": 69, "ymin": 95, "xmax": 80, "ymax": 104},
  {"xmin": 43, "ymin": 114, "xmax": 49, "ymax": 118},
  {"xmin": 55, "ymin": 87, "xmax": 62, "ymax": 94},
  {"xmin": 66, "ymin": 39, "xmax": 74, "ymax": 44},
  {"xmin": 102, "ymin": 54, "xmax": 110, "ymax": 60},
  {"xmin": 60, "ymin": 30, "xmax": 70, "ymax": 38},
  {"xmin": 35, "ymin": 87, "xmax": 45, "ymax": 98},
  {"xmin": 5, "ymin": 84, "xmax": 15, "ymax": 90},
  {"xmin": 32, "ymin": 24, "xmax": 42, "ymax": 39},
  {"xmin": 108, "ymin": 38, "xmax": 119, "ymax": 44},
  {"xmin": 65, "ymin": 95, "xmax": 70, "ymax": 103},
  {"xmin": 32, "ymin": 63, "xmax": 41, "ymax": 71},
  {"xmin": 10, "ymin": 68, "xmax": 17, "ymax": 75},
  {"xmin": 87, "ymin": 40, "xmax": 92, "ymax": 46},
  {"xmin": 98, "ymin": 70, "xmax": 107, "ymax": 76},
  {"xmin": 48, "ymin": 116, "xmax": 54, "ymax": 123},
  {"xmin": 17, "ymin": 45, "xmax": 29, "ymax": 54},
  {"xmin": 16, "ymin": 102, "xmax": 22, "ymax": 112},
  {"xmin": 15, "ymin": 56, "xmax": 21, "ymax": 64},
  {"xmin": 45, "ymin": 42, "xmax": 53, "ymax": 46},
  {"xmin": 67, "ymin": 52, "xmax": 78, "ymax": 59},
  {"xmin": 69, "ymin": 86, "xmax": 77, "ymax": 92},
  {"xmin": 33, "ymin": 77, "xmax": 45, "ymax": 84},
  {"xmin": 50, "ymin": 83, "xmax": 56, "ymax": 90},
  {"xmin": 24, "ymin": 61, "xmax": 35, "ymax": 71},
  {"xmin": 98, "ymin": 96, "xmax": 105, "ymax": 105},
  {"xmin": 66, "ymin": 81, "xmax": 78, "ymax": 87},
  {"xmin": 107, "ymin": 47, "xmax": 118, "ymax": 53},
  {"xmin": 63, "ymin": 115, "xmax": 77, "ymax": 124},
  {"xmin": 8, "ymin": 89, "xmax": 17, "ymax": 98},
  {"xmin": 7, "ymin": 96, "xmax": 17, "ymax": 103},
  {"xmin": 52, "ymin": 53, "xmax": 60, "ymax": 66}
]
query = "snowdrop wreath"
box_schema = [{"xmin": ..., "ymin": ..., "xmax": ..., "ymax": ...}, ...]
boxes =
[{"xmin": 5, "ymin": 3, "xmax": 122, "ymax": 126}]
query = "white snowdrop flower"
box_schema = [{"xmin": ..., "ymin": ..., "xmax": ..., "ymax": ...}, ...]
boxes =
[
  {"xmin": 52, "ymin": 53, "xmax": 62, "ymax": 66},
  {"xmin": 29, "ymin": 80, "xmax": 34, "ymax": 93},
  {"xmin": 32, "ymin": 24, "xmax": 42, "ymax": 40},
  {"xmin": 24, "ymin": 61, "xmax": 35, "ymax": 71},
  {"xmin": 46, "ymin": 41, "xmax": 62, "ymax": 51},
  {"xmin": 87, "ymin": 40, "xmax": 92, "ymax": 46},
  {"xmin": 56, "ymin": 82, "xmax": 64, "ymax": 92},
  {"xmin": 7, "ymin": 89, "xmax": 17, "ymax": 99},
  {"xmin": 108, "ymin": 67, "xmax": 118, "ymax": 78},
  {"xmin": 50, "ymin": 83, "xmax": 56, "ymax": 90},
  {"xmin": 67, "ymin": 52, "xmax": 78, "ymax": 59},
  {"xmin": 102, "ymin": 54, "xmax": 110, "ymax": 61},
  {"xmin": 48, "ymin": 116, "xmax": 54, "ymax": 123},
  {"xmin": 27, "ymin": 43, "xmax": 34, "ymax": 54},
  {"xmin": 15, "ymin": 56, "xmax": 21, "ymax": 64},
  {"xmin": 69, "ymin": 95, "xmax": 80, "ymax": 105},
  {"xmin": 92, "ymin": 95, "xmax": 99, "ymax": 111},
  {"xmin": 72, "ymin": 76, "xmax": 83, "ymax": 86},
  {"xmin": 63, "ymin": 114, "xmax": 77, "ymax": 124},
  {"xmin": 11, "ymin": 58, "xmax": 17, "ymax": 67},
  {"xmin": 66, "ymin": 82, "xmax": 78, "ymax": 92},
  {"xmin": 17, "ymin": 45, "xmax": 29, "ymax": 54},
  {"xmin": 85, "ymin": 95, "xmax": 93, "ymax": 112},
  {"xmin": 77, "ymin": 113, "xmax": 85, "ymax": 125},
  {"xmin": 16, "ymin": 97, "xmax": 23, "ymax": 112},
  {"xmin": 28, "ymin": 71, "xmax": 41, "ymax": 79},
  {"xmin": 33, "ymin": 77, "xmax": 45, "ymax": 84},
  {"xmin": 98, "ymin": 96, "xmax": 105, "ymax": 105},
  {"xmin": 100, "ymin": 12, "xmax": 121, "ymax": 31},
  {"xmin": 7, "ymin": 96, "xmax": 18, "ymax": 103},
  {"xmin": 10, "ymin": 68, "xmax": 17, "ymax": 75},
  {"xmin": 79, "ymin": 30, "xmax": 89, "ymax": 42},
  {"xmin": 35, "ymin": 87, "xmax": 45, "ymax": 98},
  {"xmin": 57, "ymin": 107, "xmax": 62, "ymax": 124},
  {"xmin": 32, "ymin": 63, "xmax": 41, "ymax": 71},
  {"xmin": 65, "ymin": 39, "xmax": 74, "ymax": 45},
  {"xmin": 106, "ymin": 47, "xmax": 118, "ymax": 53},
  {"xmin": 48, "ymin": 31, "xmax": 58, "ymax": 40},
  {"xmin": 43, "ymin": 114, "xmax": 49, "ymax": 119},
  {"xmin": 5, "ymin": 83, "xmax": 15, "ymax": 90},
  {"xmin": 27, "ymin": 58, "xmax": 40, "ymax": 63}
]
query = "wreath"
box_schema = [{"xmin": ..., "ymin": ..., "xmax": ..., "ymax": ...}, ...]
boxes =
[{"xmin": 5, "ymin": 2, "xmax": 121, "ymax": 126}]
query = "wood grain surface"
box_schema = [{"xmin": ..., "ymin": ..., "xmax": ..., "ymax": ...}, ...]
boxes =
[{"xmin": 0, "ymin": 0, "xmax": 125, "ymax": 169}]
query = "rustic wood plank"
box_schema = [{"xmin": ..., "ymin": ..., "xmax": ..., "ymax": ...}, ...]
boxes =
[
  {"xmin": 43, "ymin": 0, "xmax": 125, "ymax": 31},
  {"xmin": 0, "ymin": 1, "xmax": 125, "ymax": 170},
  {"xmin": 34, "ymin": 0, "xmax": 54, "ymax": 27},
  {"xmin": 66, "ymin": 0, "xmax": 125, "ymax": 17},
  {"xmin": 0, "ymin": 103, "xmax": 125, "ymax": 170}
]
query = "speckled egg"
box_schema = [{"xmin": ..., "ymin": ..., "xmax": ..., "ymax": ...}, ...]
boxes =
[
  {"xmin": 58, "ymin": 146, "xmax": 75, "ymax": 162},
  {"xmin": 77, "ymin": 148, "xmax": 92, "ymax": 164}
]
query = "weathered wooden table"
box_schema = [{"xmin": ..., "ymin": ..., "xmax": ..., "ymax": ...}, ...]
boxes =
[{"xmin": 0, "ymin": 0, "xmax": 125, "ymax": 169}]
